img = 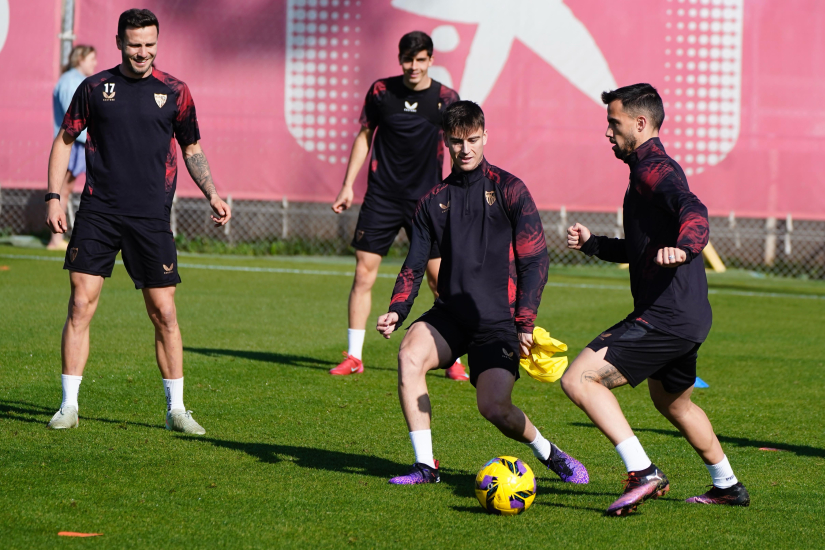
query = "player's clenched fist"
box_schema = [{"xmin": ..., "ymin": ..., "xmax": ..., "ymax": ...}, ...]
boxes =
[
  {"xmin": 655, "ymin": 247, "xmax": 687, "ymax": 268},
  {"xmin": 376, "ymin": 312, "xmax": 399, "ymax": 339},
  {"xmin": 567, "ymin": 223, "xmax": 591, "ymax": 250}
]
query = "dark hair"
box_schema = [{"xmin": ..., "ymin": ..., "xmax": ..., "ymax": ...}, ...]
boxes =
[
  {"xmin": 601, "ymin": 83, "xmax": 665, "ymax": 130},
  {"xmin": 117, "ymin": 9, "xmax": 159, "ymax": 40},
  {"xmin": 442, "ymin": 100, "xmax": 485, "ymax": 138},
  {"xmin": 398, "ymin": 31, "xmax": 433, "ymax": 59}
]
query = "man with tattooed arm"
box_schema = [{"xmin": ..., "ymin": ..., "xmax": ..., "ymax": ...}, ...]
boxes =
[
  {"xmin": 563, "ymin": 83, "xmax": 749, "ymax": 515},
  {"xmin": 45, "ymin": 9, "xmax": 230, "ymax": 434}
]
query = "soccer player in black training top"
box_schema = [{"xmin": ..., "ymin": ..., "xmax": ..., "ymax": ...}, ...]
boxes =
[
  {"xmin": 330, "ymin": 32, "xmax": 467, "ymax": 380},
  {"xmin": 45, "ymin": 9, "xmax": 232, "ymax": 434},
  {"xmin": 376, "ymin": 101, "xmax": 589, "ymax": 485},
  {"xmin": 563, "ymin": 84, "xmax": 749, "ymax": 515}
]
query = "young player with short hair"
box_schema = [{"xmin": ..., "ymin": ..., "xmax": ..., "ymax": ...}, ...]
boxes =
[
  {"xmin": 564, "ymin": 83, "xmax": 749, "ymax": 515},
  {"xmin": 377, "ymin": 101, "xmax": 589, "ymax": 485},
  {"xmin": 331, "ymin": 31, "xmax": 467, "ymax": 380},
  {"xmin": 45, "ymin": 9, "xmax": 232, "ymax": 434}
]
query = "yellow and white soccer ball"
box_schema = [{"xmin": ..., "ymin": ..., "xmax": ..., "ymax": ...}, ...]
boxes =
[{"xmin": 475, "ymin": 456, "xmax": 536, "ymax": 515}]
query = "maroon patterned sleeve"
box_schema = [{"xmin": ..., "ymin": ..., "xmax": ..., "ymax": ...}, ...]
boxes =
[
  {"xmin": 496, "ymin": 169, "xmax": 548, "ymax": 333},
  {"xmin": 60, "ymin": 79, "xmax": 95, "ymax": 139},
  {"xmin": 387, "ymin": 185, "xmax": 444, "ymax": 328},
  {"xmin": 438, "ymin": 85, "xmax": 460, "ymax": 110},
  {"xmin": 637, "ymin": 160, "xmax": 709, "ymax": 262},
  {"xmin": 358, "ymin": 80, "xmax": 385, "ymax": 131},
  {"xmin": 172, "ymin": 82, "xmax": 201, "ymax": 147},
  {"xmin": 154, "ymin": 70, "xmax": 201, "ymax": 147}
]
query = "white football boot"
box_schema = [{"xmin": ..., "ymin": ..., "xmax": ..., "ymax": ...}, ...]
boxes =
[
  {"xmin": 165, "ymin": 409, "xmax": 206, "ymax": 435},
  {"xmin": 48, "ymin": 406, "xmax": 79, "ymax": 429}
]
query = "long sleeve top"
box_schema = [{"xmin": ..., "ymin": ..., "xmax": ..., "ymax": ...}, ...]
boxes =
[
  {"xmin": 581, "ymin": 137, "xmax": 712, "ymax": 342},
  {"xmin": 389, "ymin": 159, "xmax": 549, "ymax": 334}
]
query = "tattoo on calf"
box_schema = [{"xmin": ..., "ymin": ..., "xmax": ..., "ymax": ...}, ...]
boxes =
[
  {"xmin": 580, "ymin": 364, "xmax": 628, "ymax": 389},
  {"xmin": 184, "ymin": 152, "xmax": 217, "ymax": 199}
]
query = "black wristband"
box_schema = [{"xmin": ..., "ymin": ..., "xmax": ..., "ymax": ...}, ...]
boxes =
[{"xmin": 45, "ymin": 193, "xmax": 61, "ymax": 202}]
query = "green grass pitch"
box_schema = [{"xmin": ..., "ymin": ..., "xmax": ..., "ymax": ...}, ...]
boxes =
[{"xmin": 1, "ymin": 244, "xmax": 824, "ymax": 548}]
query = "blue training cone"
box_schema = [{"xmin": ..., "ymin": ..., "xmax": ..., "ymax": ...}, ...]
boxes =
[{"xmin": 694, "ymin": 377, "xmax": 709, "ymax": 388}]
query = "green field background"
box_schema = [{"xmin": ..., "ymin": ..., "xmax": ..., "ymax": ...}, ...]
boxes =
[{"xmin": 1, "ymin": 246, "xmax": 824, "ymax": 549}]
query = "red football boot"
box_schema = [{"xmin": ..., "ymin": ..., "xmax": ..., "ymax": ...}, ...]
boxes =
[
  {"xmin": 445, "ymin": 361, "xmax": 469, "ymax": 381},
  {"xmin": 330, "ymin": 352, "xmax": 364, "ymax": 375}
]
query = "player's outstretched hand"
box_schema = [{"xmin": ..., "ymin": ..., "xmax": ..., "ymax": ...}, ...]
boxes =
[
  {"xmin": 376, "ymin": 312, "xmax": 399, "ymax": 339},
  {"xmin": 210, "ymin": 196, "xmax": 232, "ymax": 226},
  {"xmin": 655, "ymin": 247, "xmax": 687, "ymax": 268},
  {"xmin": 518, "ymin": 332, "xmax": 534, "ymax": 358},
  {"xmin": 46, "ymin": 201, "xmax": 67, "ymax": 234},
  {"xmin": 567, "ymin": 223, "xmax": 591, "ymax": 250},
  {"xmin": 332, "ymin": 186, "xmax": 354, "ymax": 213}
]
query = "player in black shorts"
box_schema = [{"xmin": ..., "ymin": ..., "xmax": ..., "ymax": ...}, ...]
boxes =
[
  {"xmin": 376, "ymin": 101, "xmax": 588, "ymax": 485},
  {"xmin": 45, "ymin": 9, "xmax": 232, "ymax": 434},
  {"xmin": 563, "ymin": 84, "xmax": 749, "ymax": 515},
  {"xmin": 330, "ymin": 32, "xmax": 468, "ymax": 380}
]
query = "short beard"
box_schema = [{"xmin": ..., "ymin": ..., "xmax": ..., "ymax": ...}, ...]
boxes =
[
  {"xmin": 612, "ymin": 134, "xmax": 637, "ymax": 160},
  {"xmin": 123, "ymin": 52, "xmax": 153, "ymax": 76}
]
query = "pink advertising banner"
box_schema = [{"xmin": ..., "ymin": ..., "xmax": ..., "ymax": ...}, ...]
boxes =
[{"xmin": 1, "ymin": 0, "xmax": 824, "ymax": 219}]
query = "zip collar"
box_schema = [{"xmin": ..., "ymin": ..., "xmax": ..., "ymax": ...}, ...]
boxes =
[
  {"xmin": 451, "ymin": 157, "xmax": 488, "ymax": 187},
  {"xmin": 625, "ymin": 137, "xmax": 666, "ymax": 169}
]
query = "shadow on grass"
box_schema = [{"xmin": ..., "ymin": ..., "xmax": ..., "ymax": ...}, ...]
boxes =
[
  {"xmin": 185, "ymin": 436, "xmax": 415, "ymax": 479},
  {"xmin": 0, "ymin": 399, "xmax": 164, "ymax": 431},
  {"xmin": 184, "ymin": 347, "xmax": 396, "ymax": 372},
  {"xmin": 570, "ymin": 422, "xmax": 825, "ymax": 458}
]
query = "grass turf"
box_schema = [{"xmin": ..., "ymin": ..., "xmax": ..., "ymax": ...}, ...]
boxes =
[{"xmin": 1, "ymin": 245, "xmax": 824, "ymax": 549}]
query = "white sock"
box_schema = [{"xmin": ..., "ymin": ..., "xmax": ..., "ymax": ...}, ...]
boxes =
[
  {"xmin": 706, "ymin": 455, "xmax": 737, "ymax": 489},
  {"xmin": 455, "ymin": 357, "xmax": 462, "ymax": 365},
  {"xmin": 409, "ymin": 430, "xmax": 435, "ymax": 468},
  {"xmin": 347, "ymin": 329, "xmax": 366, "ymax": 360},
  {"xmin": 61, "ymin": 374, "xmax": 82, "ymax": 410},
  {"xmin": 163, "ymin": 377, "xmax": 185, "ymax": 412},
  {"xmin": 615, "ymin": 436, "xmax": 652, "ymax": 472},
  {"xmin": 526, "ymin": 429, "xmax": 552, "ymax": 461}
]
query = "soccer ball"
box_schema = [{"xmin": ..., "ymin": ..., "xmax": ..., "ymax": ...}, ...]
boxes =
[{"xmin": 474, "ymin": 456, "xmax": 536, "ymax": 515}]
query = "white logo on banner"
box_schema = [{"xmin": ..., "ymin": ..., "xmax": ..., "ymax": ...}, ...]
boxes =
[
  {"xmin": 391, "ymin": 0, "xmax": 617, "ymax": 106},
  {"xmin": 284, "ymin": 0, "xmax": 365, "ymax": 165},
  {"xmin": 659, "ymin": 1, "xmax": 744, "ymax": 176},
  {"xmin": 0, "ymin": 0, "xmax": 10, "ymax": 54}
]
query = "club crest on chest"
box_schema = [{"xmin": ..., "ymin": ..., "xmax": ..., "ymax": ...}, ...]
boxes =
[
  {"xmin": 485, "ymin": 191, "xmax": 496, "ymax": 206},
  {"xmin": 154, "ymin": 94, "xmax": 167, "ymax": 108}
]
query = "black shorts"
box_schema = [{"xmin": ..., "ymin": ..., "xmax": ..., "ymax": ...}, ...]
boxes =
[
  {"xmin": 411, "ymin": 307, "xmax": 520, "ymax": 388},
  {"xmin": 64, "ymin": 211, "xmax": 181, "ymax": 289},
  {"xmin": 352, "ymin": 194, "xmax": 439, "ymax": 258},
  {"xmin": 586, "ymin": 319, "xmax": 700, "ymax": 394}
]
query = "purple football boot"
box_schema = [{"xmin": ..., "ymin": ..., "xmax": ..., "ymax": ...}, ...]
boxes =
[
  {"xmin": 606, "ymin": 464, "xmax": 670, "ymax": 516},
  {"xmin": 541, "ymin": 443, "xmax": 589, "ymax": 484},
  {"xmin": 388, "ymin": 460, "xmax": 440, "ymax": 485},
  {"xmin": 686, "ymin": 482, "xmax": 750, "ymax": 506}
]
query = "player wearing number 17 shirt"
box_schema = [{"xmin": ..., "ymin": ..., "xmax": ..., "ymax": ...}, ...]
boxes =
[
  {"xmin": 45, "ymin": 9, "xmax": 232, "ymax": 435},
  {"xmin": 330, "ymin": 31, "xmax": 468, "ymax": 380}
]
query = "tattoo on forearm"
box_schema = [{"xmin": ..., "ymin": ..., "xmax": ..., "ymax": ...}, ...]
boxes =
[
  {"xmin": 581, "ymin": 364, "xmax": 627, "ymax": 389},
  {"xmin": 184, "ymin": 152, "xmax": 217, "ymax": 199}
]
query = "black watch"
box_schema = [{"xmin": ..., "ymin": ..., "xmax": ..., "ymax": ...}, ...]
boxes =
[{"xmin": 45, "ymin": 193, "xmax": 61, "ymax": 202}]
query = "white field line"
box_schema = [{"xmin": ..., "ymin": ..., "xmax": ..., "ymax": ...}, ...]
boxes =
[{"xmin": 2, "ymin": 254, "xmax": 824, "ymax": 301}]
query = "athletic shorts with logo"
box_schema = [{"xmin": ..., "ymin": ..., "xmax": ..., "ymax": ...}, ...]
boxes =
[
  {"xmin": 352, "ymin": 193, "xmax": 439, "ymax": 258},
  {"xmin": 411, "ymin": 307, "xmax": 520, "ymax": 387},
  {"xmin": 64, "ymin": 211, "xmax": 181, "ymax": 289},
  {"xmin": 586, "ymin": 319, "xmax": 700, "ymax": 394}
]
